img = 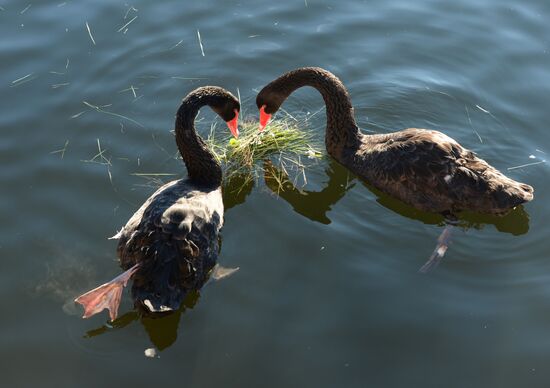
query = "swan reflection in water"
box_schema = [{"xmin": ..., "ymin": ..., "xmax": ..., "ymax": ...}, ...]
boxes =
[
  {"xmin": 84, "ymin": 290, "xmax": 200, "ymax": 351},
  {"xmin": 263, "ymin": 158, "xmax": 530, "ymax": 271}
]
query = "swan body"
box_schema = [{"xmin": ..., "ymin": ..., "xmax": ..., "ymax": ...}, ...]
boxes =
[
  {"xmin": 257, "ymin": 67, "xmax": 534, "ymax": 215},
  {"xmin": 76, "ymin": 86, "xmax": 239, "ymax": 319},
  {"xmin": 114, "ymin": 179, "xmax": 223, "ymax": 313}
]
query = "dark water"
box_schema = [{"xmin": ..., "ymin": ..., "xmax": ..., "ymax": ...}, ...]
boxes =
[{"xmin": 1, "ymin": 0, "xmax": 549, "ymax": 386}]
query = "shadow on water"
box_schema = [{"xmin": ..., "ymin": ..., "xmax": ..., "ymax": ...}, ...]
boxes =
[
  {"xmin": 80, "ymin": 176, "xmax": 254, "ymax": 351},
  {"xmin": 264, "ymin": 159, "xmax": 356, "ymax": 225},
  {"xmin": 263, "ymin": 157, "xmax": 530, "ymax": 235},
  {"xmin": 85, "ymin": 291, "xmax": 201, "ymax": 351},
  {"xmin": 361, "ymin": 174, "xmax": 530, "ymax": 236},
  {"xmin": 222, "ymin": 173, "xmax": 255, "ymax": 212}
]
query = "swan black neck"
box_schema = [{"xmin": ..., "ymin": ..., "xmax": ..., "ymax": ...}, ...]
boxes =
[
  {"xmin": 175, "ymin": 88, "xmax": 224, "ymax": 187},
  {"xmin": 264, "ymin": 67, "xmax": 361, "ymax": 158}
]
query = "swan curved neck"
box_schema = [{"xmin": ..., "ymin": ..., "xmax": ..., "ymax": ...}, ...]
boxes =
[
  {"xmin": 175, "ymin": 96, "xmax": 222, "ymax": 187},
  {"xmin": 269, "ymin": 68, "xmax": 361, "ymax": 158}
]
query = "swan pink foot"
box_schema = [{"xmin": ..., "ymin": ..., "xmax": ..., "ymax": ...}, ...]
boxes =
[
  {"xmin": 75, "ymin": 263, "xmax": 140, "ymax": 321},
  {"xmin": 418, "ymin": 225, "xmax": 454, "ymax": 274}
]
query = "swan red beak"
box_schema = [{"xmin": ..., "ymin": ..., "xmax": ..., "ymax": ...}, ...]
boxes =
[
  {"xmin": 226, "ymin": 109, "xmax": 239, "ymax": 138},
  {"xmin": 259, "ymin": 105, "xmax": 272, "ymax": 132}
]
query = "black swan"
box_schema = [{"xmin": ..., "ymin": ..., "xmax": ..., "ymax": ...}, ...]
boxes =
[
  {"xmin": 256, "ymin": 67, "xmax": 534, "ymax": 216},
  {"xmin": 75, "ymin": 86, "xmax": 240, "ymax": 320}
]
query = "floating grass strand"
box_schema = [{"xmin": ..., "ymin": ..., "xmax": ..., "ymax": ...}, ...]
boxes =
[
  {"xmin": 80, "ymin": 139, "xmax": 114, "ymax": 186},
  {"xmin": 50, "ymin": 140, "xmax": 69, "ymax": 159},
  {"xmin": 85, "ymin": 21, "xmax": 96, "ymax": 45},
  {"xmin": 52, "ymin": 82, "xmax": 70, "ymax": 89},
  {"xmin": 81, "ymin": 100, "xmax": 144, "ymax": 128},
  {"xmin": 465, "ymin": 105, "xmax": 482, "ymax": 143},
  {"xmin": 11, "ymin": 73, "xmax": 34, "ymax": 85},
  {"xmin": 20, "ymin": 4, "xmax": 31, "ymax": 14},
  {"xmin": 507, "ymin": 161, "xmax": 546, "ymax": 171},
  {"xmin": 117, "ymin": 16, "xmax": 137, "ymax": 32},
  {"xmin": 168, "ymin": 39, "xmax": 184, "ymax": 50},
  {"xmin": 124, "ymin": 5, "xmax": 138, "ymax": 19},
  {"xmin": 197, "ymin": 29, "xmax": 205, "ymax": 57}
]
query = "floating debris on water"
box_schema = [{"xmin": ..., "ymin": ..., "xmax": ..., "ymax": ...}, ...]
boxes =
[
  {"xmin": 51, "ymin": 82, "xmax": 70, "ymax": 89},
  {"xmin": 168, "ymin": 39, "xmax": 184, "ymax": 50},
  {"xmin": 117, "ymin": 16, "xmax": 137, "ymax": 33},
  {"xmin": 307, "ymin": 149, "xmax": 320, "ymax": 159},
  {"xmin": 507, "ymin": 160, "xmax": 546, "ymax": 171},
  {"xmin": 85, "ymin": 21, "xmax": 96, "ymax": 45},
  {"xmin": 206, "ymin": 115, "xmax": 323, "ymax": 189},
  {"xmin": 124, "ymin": 5, "xmax": 138, "ymax": 19},
  {"xmin": 11, "ymin": 72, "xmax": 35, "ymax": 87},
  {"xmin": 80, "ymin": 100, "xmax": 144, "ymax": 128},
  {"xmin": 70, "ymin": 111, "xmax": 86, "ymax": 119},
  {"xmin": 197, "ymin": 29, "xmax": 205, "ymax": 57},
  {"xmin": 119, "ymin": 85, "xmax": 138, "ymax": 98},
  {"xmin": 20, "ymin": 4, "xmax": 31, "ymax": 14},
  {"xmin": 475, "ymin": 104, "xmax": 490, "ymax": 114},
  {"xmin": 465, "ymin": 105, "xmax": 482, "ymax": 143},
  {"xmin": 50, "ymin": 140, "xmax": 69, "ymax": 159}
]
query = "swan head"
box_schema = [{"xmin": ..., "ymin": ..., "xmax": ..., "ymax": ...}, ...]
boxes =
[
  {"xmin": 181, "ymin": 86, "xmax": 240, "ymax": 138},
  {"xmin": 256, "ymin": 89, "xmax": 284, "ymax": 131},
  {"xmin": 209, "ymin": 89, "xmax": 240, "ymax": 138}
]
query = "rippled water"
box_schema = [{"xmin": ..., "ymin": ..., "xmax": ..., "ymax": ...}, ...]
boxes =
[{"xmin": 1, "ymin": 0, "xmax": 549, "ymax": 386}]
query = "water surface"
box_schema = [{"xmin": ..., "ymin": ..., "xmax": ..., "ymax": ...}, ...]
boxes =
[{"xmin": 1, "ymin": 0, "xmax": 549, "ymax": 386}]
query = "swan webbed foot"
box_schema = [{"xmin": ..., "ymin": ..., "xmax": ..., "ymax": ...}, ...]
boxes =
[
  {"xmin": 418, "ymin": 225, "xmax": 454, "ymax": 274},
  {"xmin": 74, "ymin": 263, "xmax": 140, "ymax": 321},
  {"xmin": 210, "ymin": 264, "xmax": 239, "ymax": 281}
]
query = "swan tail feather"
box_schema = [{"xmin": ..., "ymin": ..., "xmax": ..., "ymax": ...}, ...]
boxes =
[{"xmin": 108, "ymin": 229, "xmax": 123, "ymax": 240}]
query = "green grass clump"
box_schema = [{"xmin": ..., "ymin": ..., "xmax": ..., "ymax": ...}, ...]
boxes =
[{"xmin": 206, "ymin": 116, "xmax": 323, "ymax": 186}]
